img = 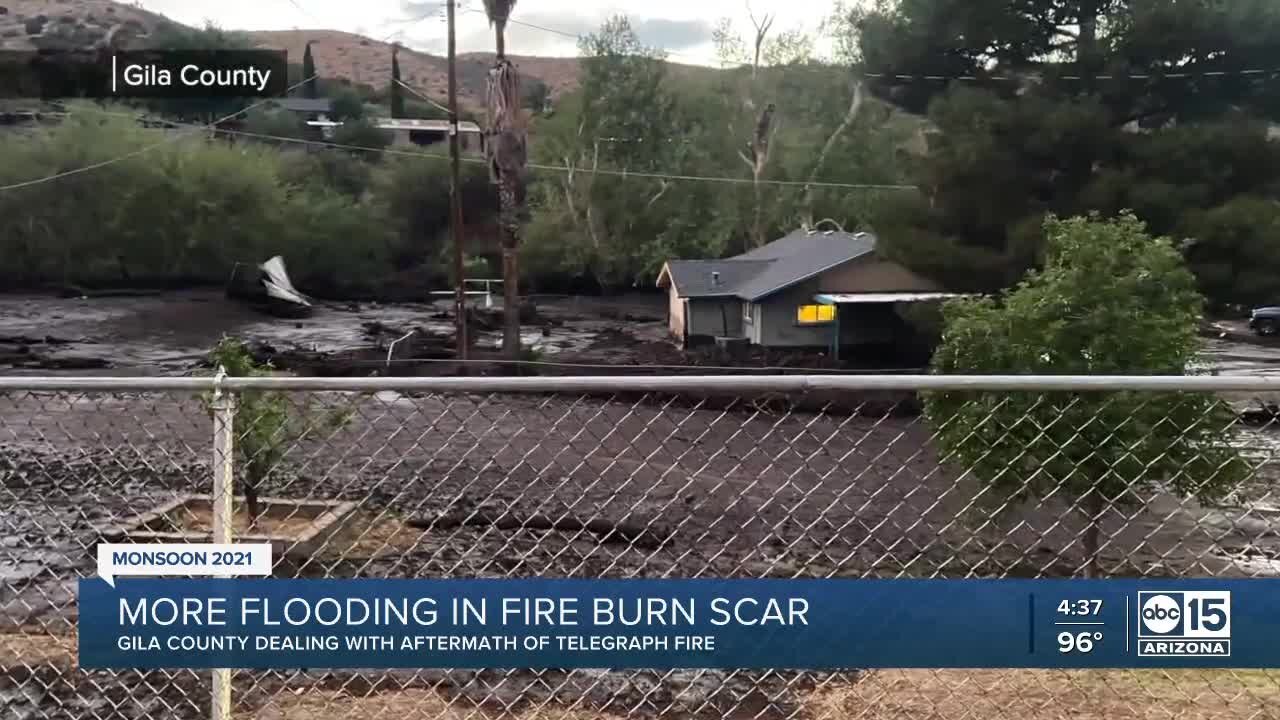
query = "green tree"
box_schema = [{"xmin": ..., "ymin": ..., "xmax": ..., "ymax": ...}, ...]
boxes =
[
  {"xmin": 207, "ymin": 338, "xmax": 287, "ymax": 526},
  {"xmin": 140, "ymin": 22, "xmax": 256, "ymax": 122},
  {"xmin": 331, "ymin": 120, "xmax": 392, "ymax": 159},
  {"xmin": 924, "ymin": 213, "xmax": 1248, "ymax": 577},
  {"xmin": 241, "ymin": 107, "xmax": 309, "ymax": 143},
  {"xmin": 841, "ymin": 0, "xmax": 1280, "ymax": 301},
  {"xmin": 390, "ymin": 44, "xmax": 406, "ymax": 118},
  {"xmin": 206, "ymin": 338, "xmax": 353, "ymax": 526},
  {"xmin": 329, "ymin": 87, "xmax": 367, "ymax": 121},
  {"xmin": 302, "ymin": 41, "xmax": 318, "ymax": 98},
  {"xmin": 0, "ymin": 109, "xmax": 392, "ymax": 295}
]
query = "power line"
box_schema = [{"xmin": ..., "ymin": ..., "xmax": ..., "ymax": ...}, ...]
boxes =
[
  {"xmin": 470, "ymin": 8, "xmax": 1280, "ymax": 83},
  {"xmin": 395, "ymin": 78, "xmax": 451, "ymax": 115},
  {"xmin": 465, "ymin": 8, "xmax": 725, "ymax": 67},
  {"xmin": 862, "ymin": 68, "xmax": 1280, "ymax": 82},
  {"xmin": 379, "ymin": 2, "xmax": 461, "ymax": 43},
  {"xmin": 60, "ymin": 106, "xmax": 917, "ymax": 191},
  {"xmin": 0, "ymin": 76, "xmax": 320, "ymax": 193},
  {"xmin": 281, "ymin": 0, "xmax": 326, "ymax": 25}
]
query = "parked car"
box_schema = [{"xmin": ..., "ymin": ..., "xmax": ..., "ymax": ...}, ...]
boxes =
[{"xmin": 1249, "ymin": 306, "xmax": 1280, "ymax": 336}]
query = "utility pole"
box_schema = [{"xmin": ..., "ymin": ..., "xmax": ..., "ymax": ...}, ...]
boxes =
[{"xmin": 446, "ymin": 0, "xmax": 469, "ymax": 360}]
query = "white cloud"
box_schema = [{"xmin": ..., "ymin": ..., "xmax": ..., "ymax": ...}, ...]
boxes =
[{"xmin": 132, "ymin": 0, "xmax": 841, "ymax": 64}]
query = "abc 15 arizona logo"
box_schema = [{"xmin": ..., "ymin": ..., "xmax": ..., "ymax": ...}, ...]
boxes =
[{"xmin": 1137, "ymin": 591, "xmax": 1231, "ymax": 657}]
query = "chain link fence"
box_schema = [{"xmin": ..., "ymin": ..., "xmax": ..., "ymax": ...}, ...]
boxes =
[{"xmin": 3, "ymin": 374, "xmax": 1280, "ymax": 719}]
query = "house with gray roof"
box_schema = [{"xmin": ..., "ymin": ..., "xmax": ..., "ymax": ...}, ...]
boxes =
[{"xmin": 656, "ymin": 228, "xmax": 961, "ymax": 357}]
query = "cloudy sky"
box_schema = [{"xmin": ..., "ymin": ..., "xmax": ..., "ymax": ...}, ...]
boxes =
[{"xmin": 132, "ymin": 0, "xmax": 841, "ymax": 64}]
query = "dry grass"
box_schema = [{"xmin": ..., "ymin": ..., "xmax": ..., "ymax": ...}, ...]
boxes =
[
  {"xmin": 252, "ymin": 688, "xmax": 626, "ymax": 720},
  {"xmin": 1, "ymin": 628, "xmax": 1276, "ymax": 720},
  {"xmin": 803, "ymin": 669, "xmax": 1280, "ymax": 720},
  {"xmin": 0, "ymin": 631, "xmax": 76, "ymax": 668}
]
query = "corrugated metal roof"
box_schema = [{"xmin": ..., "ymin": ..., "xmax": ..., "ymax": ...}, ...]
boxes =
[
  {"xmin": 815, "ymin": 292, "xmax": 967, "ymax": 304},
  {"xmin": 371, "ymin": 118, "xmax": 483, "ymax": 132}
]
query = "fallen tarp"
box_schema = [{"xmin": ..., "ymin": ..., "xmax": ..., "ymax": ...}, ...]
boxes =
[
  {"xmin": 226, "ymin": 256, "xmax": 313, "ymax": 317},
  {"xmin": 259, "ymin": 256, "xmax": 312, "ymax": 308}
]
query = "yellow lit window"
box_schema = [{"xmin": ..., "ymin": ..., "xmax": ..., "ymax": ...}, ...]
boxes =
[{"xmin": 797, "ymin": 304, "xmax": 835, "ymax": 325}]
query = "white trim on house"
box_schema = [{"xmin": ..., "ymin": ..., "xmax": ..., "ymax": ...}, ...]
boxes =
[{"xmin": 814, "ymin": 292, "xmax": 967, "ymax": 304}]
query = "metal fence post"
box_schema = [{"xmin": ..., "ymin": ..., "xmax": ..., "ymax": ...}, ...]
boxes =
[{"xmin": 210, "ymin": 370, "xmax": 235, "ymax": 720}]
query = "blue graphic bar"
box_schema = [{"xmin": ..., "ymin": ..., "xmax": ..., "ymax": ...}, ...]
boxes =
[{"xmin": 77, "ymin": 578, "xmax": 1280, "ymax": 669}]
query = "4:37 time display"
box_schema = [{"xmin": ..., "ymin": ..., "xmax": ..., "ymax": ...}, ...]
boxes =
[{"xmin": 1057, "ymin": 599, "xmax": 1103, "ymax": 616}]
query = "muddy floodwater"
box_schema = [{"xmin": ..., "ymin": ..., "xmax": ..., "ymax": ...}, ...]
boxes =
[
  {"xmin": 0, "ymin": 291, "xmax": 1278, "ymax": 376},
  {"xmin": 0, "ymin": 290, "xmax": 672, "ymax": 376}
]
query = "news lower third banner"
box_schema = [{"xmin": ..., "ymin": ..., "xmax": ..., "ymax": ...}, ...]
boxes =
[{"xmin": 76, "ymin": 578, "xmax": 1280, "ymax": 669}]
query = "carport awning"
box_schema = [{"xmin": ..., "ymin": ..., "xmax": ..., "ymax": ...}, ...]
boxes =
[{"xmin": 814, "ymin": 292, "xmax": 967, "ymax": 305}]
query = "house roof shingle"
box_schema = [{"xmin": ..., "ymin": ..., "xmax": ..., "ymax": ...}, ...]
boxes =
[
  {"xmin": 733, "ymin": 229, "xmax": 876, "ymax": 301},
  {"xmin": 661, "ymin": 259, "xmax": 772, "ymax": 297},
  {"xmin": 660, "ymin": 230, "xmax": 878, "ymax": 301}
]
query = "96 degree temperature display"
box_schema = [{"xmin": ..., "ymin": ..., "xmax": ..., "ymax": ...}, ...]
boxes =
[{"xmin": 1058, "ymin": 630, "xmax": 1103, "ymax": 653}]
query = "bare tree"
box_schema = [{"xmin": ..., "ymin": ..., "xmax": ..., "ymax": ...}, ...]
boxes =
[
  {"xmin": 482, "ymin": 0, "xmax": 527, "ymax": 359},
  {"xmin": 801, "ymin": 80, "xmax": 864, "ymax": 228},
  {"xmin": 738, "ymin": 102, "xmax": 776, "ymax": 248},
  {"xmin": 735, "ymin": 5, "xmax": 777, "ymax": 248},
  {"xmin": 747, "ymin": 5, "xmax": 775, "ymax": 83}
]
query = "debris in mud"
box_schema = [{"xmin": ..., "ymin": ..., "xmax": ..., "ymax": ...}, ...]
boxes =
[
  {"xmin": 226, "ymin": 256, "xmax": 314, "ymax": 319},
  {"xmin": 0, "ymin": 334, "xmax": 109, "ymax": 370},
  {"xmin": 54, "ymin": 286, "xmax": 164, "ymax": 299},
  {"xmin": 0, "ymin": 335, "xmax": 85, "ymax": 346},
  {"xmin": 1238, "ymin": 401, "xmax": 1280, "ymax": 428}
]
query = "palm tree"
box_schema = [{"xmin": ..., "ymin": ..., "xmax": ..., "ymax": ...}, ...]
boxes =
[{"xmin": 482, "ymin": 0, "xmax": 526, "ymax": 359}]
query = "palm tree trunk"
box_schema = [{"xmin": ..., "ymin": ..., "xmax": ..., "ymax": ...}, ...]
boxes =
[
  {"xmin": 485, "ymin": 6, "xmax": 521, "ymax": 359},
  {"xmin": 502, "ymin": 246, "xmax": 520, "ymax": 357}
]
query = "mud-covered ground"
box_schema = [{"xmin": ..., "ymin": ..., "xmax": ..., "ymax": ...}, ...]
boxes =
[
  {"xmin": 4, "ymin": 295, "xmax": 1280, "ymax": 717},
  {"xmin": 0, "ymin": 290, "xmax": 687, "ymax": 376}
]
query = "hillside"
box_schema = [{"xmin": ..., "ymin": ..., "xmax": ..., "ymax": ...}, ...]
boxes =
[
  {"xmin": 0, "ymin": 0, "xmax": 171, "ymax": 50},
  {"xmin": 0, "ymin": 0, "xmax": 724, "ymax": 112},
  {"xmin": 245, "ymin": 29, "xmax": 586, "ymax": 112},
  {"xmin": 0, "ymin": 0, "xmax": 600, "ymax": 111}
]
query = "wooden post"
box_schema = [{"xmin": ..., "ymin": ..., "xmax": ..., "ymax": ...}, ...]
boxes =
[
  {"xmin": 210, "ymin": 378, "xmax": 235, "ymax": 720},
  {"xmin": 447, "ymin": 0, "xmax": 469, "ymax": 361}
]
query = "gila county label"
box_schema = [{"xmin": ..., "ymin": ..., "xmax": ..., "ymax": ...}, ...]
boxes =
[{"xmin": 0, "ymin": 50, "xmax": 287, "ymax": 98}]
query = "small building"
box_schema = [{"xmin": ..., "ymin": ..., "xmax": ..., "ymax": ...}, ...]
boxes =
[
  {"xmin": 656, "ymin": 228, "xmax": 962, "ymax": 358},
  {"xmin": 373, "ymin": 118, "xmax": 485, "ymax": 155},
  {"xmin": 304, "ymin": 117, "xmax": 485, "ymax": 155}
]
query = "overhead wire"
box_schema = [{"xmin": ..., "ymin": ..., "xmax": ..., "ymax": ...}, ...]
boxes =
[
  {"xmin": 394, "ymin": 78, "xmax": 452, "ymax": 115},
  {"xmin": 0, "ymin": 74, "xmax": 322, "ymax": 193},
  {"xmin": 281, "ymin": 0, "xmax": 327, "ymax": 26},
  {"xmin": 46, "ymin": 103, "xmax": 917, "ymax": 191},
  {"xmin": 471, "ymin": 7, "xmax": 1280, "ymax": 83}
]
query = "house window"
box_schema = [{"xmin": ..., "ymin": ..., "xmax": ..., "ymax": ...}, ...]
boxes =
[{"xmin": 797, "ymin": 304, "xmax": 835, "ymax": 325}]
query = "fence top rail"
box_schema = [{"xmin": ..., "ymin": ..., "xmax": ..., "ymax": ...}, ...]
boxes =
[{"xmin": 1, "ymin": 374, "xmax": 1280, "ymax": 393}]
